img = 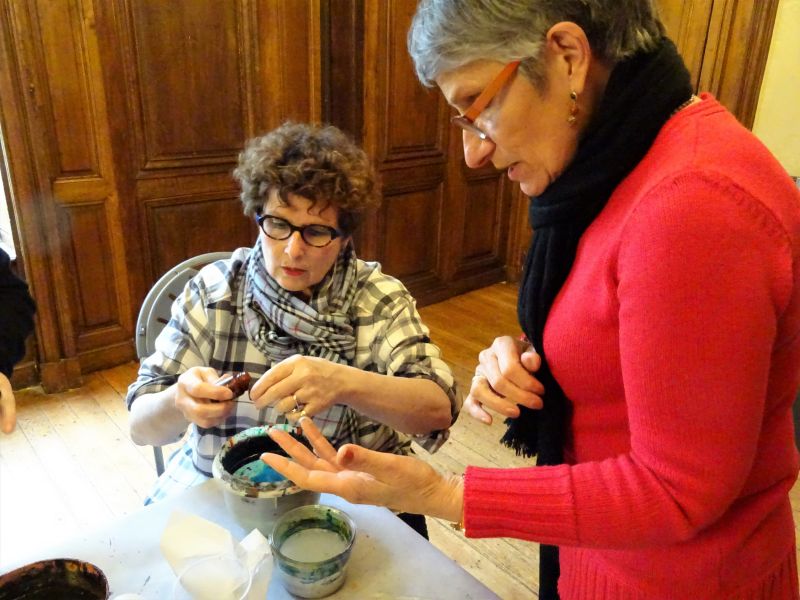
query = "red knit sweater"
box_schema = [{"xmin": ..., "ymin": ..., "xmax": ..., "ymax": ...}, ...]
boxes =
[{"xmin": 464, "ymin": 95, "xmax": 800, "ymax": 599}]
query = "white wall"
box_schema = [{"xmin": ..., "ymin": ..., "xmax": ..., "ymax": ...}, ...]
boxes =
[{"xmin": 752, "ymin": 0, "xmax": 800, "ymax": 177}]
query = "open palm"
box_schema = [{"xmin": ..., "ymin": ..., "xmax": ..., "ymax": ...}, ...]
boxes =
[{"xmin": 261, "ymin": 417, "xmax": 461, "ymax": 520}]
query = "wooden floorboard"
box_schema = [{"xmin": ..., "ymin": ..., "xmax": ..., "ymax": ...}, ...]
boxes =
[{"xmin": 1, "ymin": 281, "xmax": 798, "ymax": 598}]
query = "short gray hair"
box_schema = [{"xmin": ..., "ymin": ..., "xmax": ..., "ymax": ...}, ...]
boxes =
[{"xmin": 408, "ymin": 0, "xmax": 665, "ymax": 88}]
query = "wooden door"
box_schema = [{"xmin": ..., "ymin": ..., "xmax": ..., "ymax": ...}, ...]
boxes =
[
  {"xmin": 657, "ymin": 0, "xmax": 780, "ymax": 127},
  {"xmin": 0, "ymin": 0, "xmax": 782, "ymax": 387},
  {"xmin": 355, "ymin": 0, "xmax": 515, "ymax": 306},
  {"xmin": 0, "ymin": 0, "xmax": 321, "ymax": 390}
]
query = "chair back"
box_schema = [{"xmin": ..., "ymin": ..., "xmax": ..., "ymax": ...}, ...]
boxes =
[
  {"xmin": 135, "ymin": 252, "xmax": 231, "ymax": 359},
  {"xmin": 135, "ymin": 251, "xmax": 231, "ymax": 475}
]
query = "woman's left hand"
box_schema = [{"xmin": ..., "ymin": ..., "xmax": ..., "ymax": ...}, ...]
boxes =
[
  {"xmin": 249, "ymin": 355, "xmax": 347, "ymax": 419},
  {"xmin": 261, "ymin": 417, "xmax": 463, "ymax": 521}
]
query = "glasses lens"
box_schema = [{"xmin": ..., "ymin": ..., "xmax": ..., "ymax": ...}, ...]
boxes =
[
  {"xmin": 262, "ymin": 216, "xmax": 291, "ymax": 240},
  {"xmin": 451, "ymin": 116, "xmax": 488, "ymax": 140},
  {"xmin": 302, "ymin": 225, "xmax": 334, "ymax": 247}
]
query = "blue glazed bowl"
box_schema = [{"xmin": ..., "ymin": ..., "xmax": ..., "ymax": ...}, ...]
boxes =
[{"xmin": 212, "ymin": 425, "xmax": 319, "ymax": 536}]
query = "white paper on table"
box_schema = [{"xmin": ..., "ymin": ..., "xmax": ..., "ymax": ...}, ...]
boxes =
[{"xmin": 160, "ymin": 511, "xmax": 271, "ymax": 600}]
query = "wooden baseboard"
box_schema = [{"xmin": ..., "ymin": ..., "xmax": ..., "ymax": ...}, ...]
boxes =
[
  {"xmin": 78, "ymin": 340, "xmax": 137, "ymax": 374},
  {"xmin": 39, "ymin": 357, "xmax": 83, "ymax": 393},
  {"xmin": 10, "ymin": 360, "xmax": 37, "ymax": 389}
]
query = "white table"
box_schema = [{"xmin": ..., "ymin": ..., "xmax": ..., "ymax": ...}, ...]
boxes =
[{"xmin": 1, "ymin": 479, "xmax": 499, "ymax": 599}]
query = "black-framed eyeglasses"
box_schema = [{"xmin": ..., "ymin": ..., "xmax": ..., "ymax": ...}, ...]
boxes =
[
  {"xmin": 451, "ymin": 60, "xmax": 521, "ymax": 141},
  {"xmin": 255, "ymin": 214, "xmax": 343, "ymax": 248}
]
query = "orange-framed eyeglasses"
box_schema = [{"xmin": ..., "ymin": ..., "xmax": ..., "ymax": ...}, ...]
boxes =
[{"xmin": 450, "ymin": 60, "xmax": 521, "ymax": 141}]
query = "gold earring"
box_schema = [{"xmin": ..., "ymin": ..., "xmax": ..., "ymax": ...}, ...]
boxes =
[{"xmin": 568, "ymin": 91, "xmax": 579, "ymax": 125}]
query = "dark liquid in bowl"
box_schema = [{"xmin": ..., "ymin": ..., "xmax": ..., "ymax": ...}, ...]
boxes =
[
  {"xmin": 0, "ymin": 559, "xmax": 108, "ymax": 600},
  {"xmin": 221, "ymin": 431, "xmax": 312, "ymax": 484}
]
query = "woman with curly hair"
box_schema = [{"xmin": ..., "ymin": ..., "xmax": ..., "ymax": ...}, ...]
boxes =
[{"xmin": 126, "ymin": 123, "xmax": 458, "ymax": 536}]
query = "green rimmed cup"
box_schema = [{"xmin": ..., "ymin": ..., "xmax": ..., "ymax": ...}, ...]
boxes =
[{"xmin": 269, "ymin": 504, "xmax": 356, "ymax": 598}]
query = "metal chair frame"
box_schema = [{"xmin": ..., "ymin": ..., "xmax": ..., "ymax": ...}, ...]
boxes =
[{"xmin": 135, "ymin": 252, "xmax": 231, "ymax": 475}]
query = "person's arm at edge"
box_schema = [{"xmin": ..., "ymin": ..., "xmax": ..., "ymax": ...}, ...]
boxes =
[
  {"xmin": 338, "ymin": 367, "xmax": 452, "ymax": 434},
  {"xmin": 0, "ymin": 248, "xmax": 36, "ymax": 434},
  {"xmin": 128, "ymin": 383, "xmax": 188, "ymax": 446},
  {"xmin": 346, "ymin": 289, "xmax": 455, "ymax": 435}
]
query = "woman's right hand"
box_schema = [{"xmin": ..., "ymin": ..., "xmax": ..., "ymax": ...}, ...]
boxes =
[
  {"xmin": 262, "ymin": 417, "xmax": 463, "ymax": 522},
  {"xmin": 174, "ymin": 367, "xmax": 235, "ymax": 428},
  {"xmin": 465, "ymin": 336, "xmax": 545, "ymax": 424}
]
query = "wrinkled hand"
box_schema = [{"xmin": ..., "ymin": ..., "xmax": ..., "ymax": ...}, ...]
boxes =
[
  {"xmin": 174, "ymin": 366, "xmax": 235, "ymax": 428},
  {"xmin": 0, "ymin": 372, "xmax": 17, "ymax": 434},
  {"xmin": 250, "ymin": 355, "xmax": 346, "ymax": 420},
  {"xmin": 465, "ymin": 336, "xmax": 544, "ymax": 424},
  {"xmin": 261, "ymin": 417, "xmax": 462, "ymax": 521}
]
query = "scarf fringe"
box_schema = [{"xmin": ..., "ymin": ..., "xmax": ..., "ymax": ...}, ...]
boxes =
[{"xmin": 501, "ymin": 417, "xmax": 538, "ymax": 458}]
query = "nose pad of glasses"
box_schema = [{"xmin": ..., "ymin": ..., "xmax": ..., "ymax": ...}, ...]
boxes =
[
  {"xmin": 451, "ymin": 116, "xmax": 489, "ymax": 141},
  {"xmin": 284, "ymin": 230, "xmax": 306, "ymax": 250},
  {"xmin": 461, "ymin": 131, "xmax": 496, "ymax": 170}
]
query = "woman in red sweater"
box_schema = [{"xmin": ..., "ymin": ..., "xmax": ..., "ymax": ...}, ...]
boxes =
[{"xmin": 262, "ymin": 1, "xmax": 800, "ymax": 598}]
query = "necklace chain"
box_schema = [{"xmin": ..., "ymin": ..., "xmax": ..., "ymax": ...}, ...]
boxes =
[{"xmin": 672, "ymin": 95, "xmax": 697, "ymax": 116}]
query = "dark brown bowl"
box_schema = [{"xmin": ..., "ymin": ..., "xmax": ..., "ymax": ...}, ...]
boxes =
[{"xmin": 0, "ymin": 558, "xmax": 109, "ymax": 600}]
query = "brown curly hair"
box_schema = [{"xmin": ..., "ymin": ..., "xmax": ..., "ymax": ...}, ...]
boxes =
[{"xmin": 233, "ymin": 122, "xmax": 380, "ymax": 235}]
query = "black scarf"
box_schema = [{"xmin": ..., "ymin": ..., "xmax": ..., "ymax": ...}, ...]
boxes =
[{"xmin": 506, "ymin": 38, "xmax": 692, "ymax": 599}]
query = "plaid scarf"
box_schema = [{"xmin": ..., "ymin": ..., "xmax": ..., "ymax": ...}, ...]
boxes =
[{"xmin": 241, "ymin": 236, "xmax": 358, "ymax": 367}]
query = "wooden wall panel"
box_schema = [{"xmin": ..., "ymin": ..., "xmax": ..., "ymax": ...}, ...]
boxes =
[
  {"xmin": 445, "ymin": 164, "xmax": 512, "ymax": 284},
  {"xmin": 0, "ymin": 0, "xmax": 67, "ymax": 386},
  {"xmin": 63, "ymin": 204, "xmax": 117, "ymax": 331},
  {"xmin": 35, "ymin": 0, "xmax": 99, "ymax": 176},
  {"xmin": 461, "ymin": 177, "xmax": 503, "ymax": 260},
  {"xmin": 380, "ymin": 187, "xmax": 442, "ymax": 281},
  {"xmin": 657, "ymin": 0, "xmax": 715, "ymax": 89},
  {"xmin": 0, "ymin": 0, "xmax": 321, "ymax": 386},
  {"xmin": 323, "ymin": 0, "xmax": 363, "ymax": 138},
  {"xmin": 106, "ymin": 0, "xmax": 321, "ymax": 284},
  {"xmin": 382, "ymin": 3, "xmax": 444, "ymax": 160},
  {"xmin": 127, "ymin": 1, "xmax": 250, "ymax": 170},
  {"xmin": 24, "ymin": 0, "xmax": 132, "ymax": 388},
  {"xmin": 145, "ymin": 195, "xmax": 256, "ymax": 272},
  {"xmin": 1, "ymin": 0, "xmax": 780, "ymax": 385},
  {"xmin": 699, "ymin": 0, "xmax": 780, "ymax": 128},
  {"xmin": 657, "ymin": 0, "xmax": 779, "ymax": 127},
  {"xmin": 258, "ymin": 0, "xmax": 322, "ymax": 127},
  {"xmin": 361, "ymin": 0, "xmax": 511, "ymax": 304}
]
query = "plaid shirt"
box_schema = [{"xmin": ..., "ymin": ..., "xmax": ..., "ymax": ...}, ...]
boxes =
[{"xmin": 127, "ymin": 247, "xmax": 459, "ymax": 503}]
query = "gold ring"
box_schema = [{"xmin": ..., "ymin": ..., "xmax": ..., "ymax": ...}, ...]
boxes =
[
  {"xmin": 299, "ymin": 409, "xmax": 308, "ymax": 419},
  {"xmin": 292, "ymin": 393, "xmax": 300, "ymax": 411}
]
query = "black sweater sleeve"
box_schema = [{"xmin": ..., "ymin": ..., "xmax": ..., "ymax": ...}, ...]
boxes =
[{"xmin": 0, "ymin": 248, "xmax": 36, "ymax": 377}]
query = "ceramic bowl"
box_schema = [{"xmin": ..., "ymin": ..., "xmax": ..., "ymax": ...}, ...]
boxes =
[
  {"xmin": 211, "ymin": 425, "xmax": 320, "ymax": 536},
  {"xmin": 269, "ymin": 504, "xmax": 356, "ymax": 599},
  {"xmin": 0, "ymin": 558, "xmax": 109, "ymax": 599}
]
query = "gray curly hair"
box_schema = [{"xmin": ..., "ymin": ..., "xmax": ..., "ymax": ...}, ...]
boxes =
[
  {"xmin": 408, "ymin": 0, "xmax": 665, "ymax": 88},
  {"xmin": 233, "ymin": 122, "xmax": 380, "ymax": 235}
]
